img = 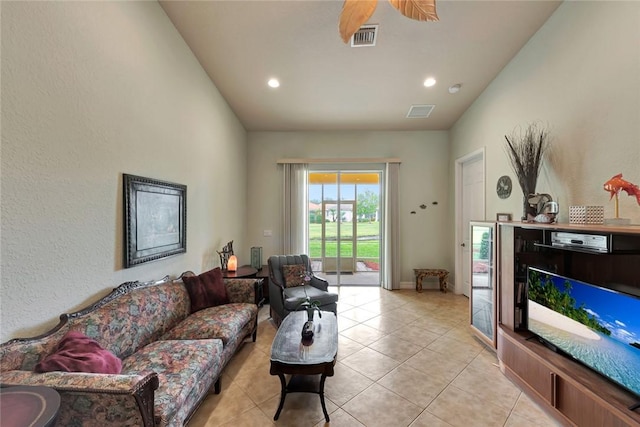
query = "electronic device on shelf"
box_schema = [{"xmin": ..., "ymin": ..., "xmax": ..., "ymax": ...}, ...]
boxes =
[{"xmin": 550, "ymin": 231, "xmax": 609, "ymax": 253}]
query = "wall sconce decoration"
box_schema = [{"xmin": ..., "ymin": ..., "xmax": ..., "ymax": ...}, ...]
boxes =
[{"xmin": 227, "ymin": 255, "xmax": 238, "ymax": 271}]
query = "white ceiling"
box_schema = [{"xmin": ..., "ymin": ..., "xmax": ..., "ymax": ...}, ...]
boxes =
[{"xmin": 160, "ymin": 0, "xmax": 561, "ymax": 132}]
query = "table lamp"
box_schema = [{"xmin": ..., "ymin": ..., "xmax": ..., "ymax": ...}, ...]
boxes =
[{"xmin": 227, "ymin": 255, "xmax": 238, "ymax": 271}]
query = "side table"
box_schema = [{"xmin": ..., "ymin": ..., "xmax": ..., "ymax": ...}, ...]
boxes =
[
  {"xmin": 222, "ymin": 266, "xmax": 267, "ymax": 306},
  {"xmin": 413, "ymin": 268, "xmax": 449, "ymax": 293},
  {"xmin": 255, "ymin": 265, "xmax": 270, "ymax": 304},
  {"xmin": 221, "ymin": 265, "xmax": 257, "ymax": 279},
  {"xmin": 0, "ymin": 385, "xmax": 61, "ymax": 427}
]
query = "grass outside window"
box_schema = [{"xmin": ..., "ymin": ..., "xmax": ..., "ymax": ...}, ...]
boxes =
[{"xmin": 308, "ymin": 222, "xmax": 380, "ymax": 259}]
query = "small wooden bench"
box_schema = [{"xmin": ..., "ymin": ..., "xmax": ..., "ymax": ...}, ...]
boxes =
[{"xmin": 414, "ymin": 268, "xmax": 449, "ymax": 293}]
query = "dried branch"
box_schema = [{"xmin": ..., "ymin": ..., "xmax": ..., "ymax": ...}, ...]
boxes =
[{"xmin": 504, "ymin": 123, "xmax": 551, "ymax": 197}]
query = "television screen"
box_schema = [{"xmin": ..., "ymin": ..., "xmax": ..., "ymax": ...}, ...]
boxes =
[{"xmin": 527, "ymin": 267, "xmax": 640, "ymax": 398}]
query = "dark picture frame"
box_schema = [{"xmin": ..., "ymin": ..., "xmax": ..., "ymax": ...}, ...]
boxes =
[{"xmin": 123, "ymin": 174, "xmax": 187, "ymax": 268}]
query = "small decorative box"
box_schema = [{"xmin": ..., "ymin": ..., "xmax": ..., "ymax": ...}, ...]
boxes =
[{"xmin": 569, "ymin": 205, "xmax": 604, "ymax": 224}]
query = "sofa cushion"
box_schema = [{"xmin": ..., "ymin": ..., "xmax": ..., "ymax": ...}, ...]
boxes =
[
  {"xmin": 121, "ymin": 339, "xmax": 223, "ymax": 427},
  {"xmin": 282, "ymin": 264, "xmax": 307, "ymax": 288},
  {"xmin": 160, "ymin": 303, "xmax": 258, "ymax": 346},
  {"xmin": 283, "ymin": 285, "xmax": 339, "ymax": 311},
  {"xmin": 183, "ymin": 267, "xmax": 229, "ymax": 313},
  {"xmin": 35, "ymin": 331, "xmax": 122, "ymax": 374}
]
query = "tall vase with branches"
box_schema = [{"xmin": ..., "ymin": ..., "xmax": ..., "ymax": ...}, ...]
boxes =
[{"xmin": 504, "ymin": 123, "xmax": 551, "ymax": 221}]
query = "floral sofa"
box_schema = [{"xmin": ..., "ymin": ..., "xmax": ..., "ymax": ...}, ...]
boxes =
[{"xmin": 0, "ymin": 271, "xmax": 260, "ymax": 426}]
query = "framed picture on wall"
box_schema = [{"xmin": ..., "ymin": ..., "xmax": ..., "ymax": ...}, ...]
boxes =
[{"xmin": 123, "ymin": 174, "xmax": 187, "ymax": 268}]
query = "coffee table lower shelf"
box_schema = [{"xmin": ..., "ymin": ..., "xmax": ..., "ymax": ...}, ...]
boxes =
[{"xmin": 270, "ymin": 363, "xmax": 335, "ymax": 422}]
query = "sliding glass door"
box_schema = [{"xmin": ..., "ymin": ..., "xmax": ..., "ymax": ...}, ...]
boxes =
[{"xmin": 308, "ymin": 168, "xmax": 381, "ymax": 286}]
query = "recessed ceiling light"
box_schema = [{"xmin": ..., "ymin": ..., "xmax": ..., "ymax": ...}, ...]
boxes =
[
  {"xmin": 448, "ymin": 83, "xmax": 462, "ymax": 94},
  {"xmin": 268, "ymin": 78, "xmax": 280, "ymax": 88},
  {"xmin": 423, "ymin": 77, "xmax": 436, "ymax": 88}
]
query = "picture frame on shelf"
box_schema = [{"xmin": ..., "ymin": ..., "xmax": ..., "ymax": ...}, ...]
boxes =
[
  {"xmin": 250, "ymin": 246, "xmax": 263, "ymax": 270},
  {"xmin": 124, "ymin": 174, "xmax": 187, "ymax": 268},
  {"xmin": 496, "ymin": 213, "xmax": 512, "ymax": 222}
]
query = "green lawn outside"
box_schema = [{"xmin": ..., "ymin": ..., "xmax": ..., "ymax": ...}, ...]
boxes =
[
  {"xmin": 308, "ymin": 221, "xmax": 380, "ymax": 259},
  {"xmin": 309, "ymin": 240, "xmax": 379, "ymax": 258},
  {"xmin": 309, "ymin": 222, "xmax": 380, "ymax": 239}
]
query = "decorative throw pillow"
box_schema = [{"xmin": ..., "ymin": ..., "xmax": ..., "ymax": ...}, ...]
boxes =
[
  {"xmin": 282, "ymin": 264, "xmax": 307, "ymax": 288},
  {"xmin": 182, "ymin": 267, "xmax": 229, "ymax": 313},
  {"xmin": 35, "ymin": 331, "xmax": 122, "ymax": 374}
]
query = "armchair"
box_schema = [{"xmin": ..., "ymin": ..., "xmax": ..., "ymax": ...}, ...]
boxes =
[{"xmin": 268, "ymin": 254, "xmax": 339, "ymax": 326}]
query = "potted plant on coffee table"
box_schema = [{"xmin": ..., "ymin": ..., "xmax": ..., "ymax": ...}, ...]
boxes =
[
  {"xmin": 300, "ymin": 298, "xmax": 322, "ymax": 322},
  {"xmin": 298, "ymin": 272, "xmax": 322, "ymax": 322}
]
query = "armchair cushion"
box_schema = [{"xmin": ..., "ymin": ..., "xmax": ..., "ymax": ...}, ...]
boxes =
[
  {"xmin": 183, "ymin": 267, "xmax": 229, "ymax": 312},
  {"xmin": 282, "ymin": 264, "xmax": 307, "ymax": 288},
  {"xmin": 283, "ymin": 285, "xmax": 339, "ymax": 312}
]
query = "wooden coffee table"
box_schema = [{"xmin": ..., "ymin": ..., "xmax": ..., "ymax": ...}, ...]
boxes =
[{"xmin": 270, "ymin": 310, "xmax": 338, "ymax": 422}]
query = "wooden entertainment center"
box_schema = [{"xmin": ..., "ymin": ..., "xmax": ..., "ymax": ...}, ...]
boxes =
[{"xmin": 496, "ymin": 222, "xmax": 640, "ymax": 427}]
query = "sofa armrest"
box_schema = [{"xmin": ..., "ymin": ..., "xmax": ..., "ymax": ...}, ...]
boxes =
[
  {"xmin": 1, "ymin": 370, "xmax": 159, "ymax": 426},
  {"xmin": 224, "ymin": 278, "xmax": 261, "ymax": 305}
]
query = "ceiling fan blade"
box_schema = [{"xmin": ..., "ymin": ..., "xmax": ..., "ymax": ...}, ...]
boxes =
[
  {"xmin": 339, "ymin": 0, "xmax": 378, "ymax": 43},
  {"xmin": 388, "ymin": 0, "xmax": 439, "ymax": 22}
]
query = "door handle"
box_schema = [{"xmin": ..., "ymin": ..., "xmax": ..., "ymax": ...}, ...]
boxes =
[{"xmin": 460, "ymin": 243, "xmax": 466, "ymax": 247}]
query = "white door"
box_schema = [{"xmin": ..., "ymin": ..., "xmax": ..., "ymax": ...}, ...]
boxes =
[{"xmin": 457, "ymin": 152, "xmax": 485, "ymax": 297}]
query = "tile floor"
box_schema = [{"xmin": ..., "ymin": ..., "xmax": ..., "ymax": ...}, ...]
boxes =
[{"xmin": 187, "ymin": 287, "xmax": 561, "ymax": 427}]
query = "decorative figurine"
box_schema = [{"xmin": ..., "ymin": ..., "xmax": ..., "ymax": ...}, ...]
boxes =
[
  {"xmin": 217, "ymin": 240, "xmax": 234, "ymax": 270},
  {"xmin": 527, "ymin": 193, "xmax": 558, "ymax": 223},
  {"xmin": 603, "ymin": 174, "xmax": 640, "ymax": 225}
]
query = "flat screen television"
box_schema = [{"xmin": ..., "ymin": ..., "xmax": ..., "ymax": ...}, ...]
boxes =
[{"xmin": 527, "ymin": 267, "xmax": 640, "ymax": 398}]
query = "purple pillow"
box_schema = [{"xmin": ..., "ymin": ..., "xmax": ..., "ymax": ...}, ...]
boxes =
[
  {"xmin": 35, "ymin": 331, "xmax": 122, "ymax": 374},
  {"xmin": 183, "ymin": 267, "xmax": 230, "ymax": 313}
]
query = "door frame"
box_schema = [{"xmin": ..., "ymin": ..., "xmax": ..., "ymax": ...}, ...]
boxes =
[
  {"xmin": 308, "ymin": 166, "xmax": 383, "ymax": 286},
  {"xmin": 454, "ymin": 147, "xmax": 485, "ymax": 296},
  {"xmin": 321, "ymin": 200, "xmax": 356, "ymax": 273}
]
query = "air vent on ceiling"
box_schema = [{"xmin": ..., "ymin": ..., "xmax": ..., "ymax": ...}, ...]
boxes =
[
  {"xmin": 351, "ymin": 24, "xmax": 378, "ymax": 47},
  {"xmin": 406, "ymin": 104, "xmax": 435, "ymax": 118}
]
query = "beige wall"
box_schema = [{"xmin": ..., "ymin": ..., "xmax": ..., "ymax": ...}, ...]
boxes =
[
  {"xmin": 246, "ymin": 131, "xmax": 452, "ymax": 288},
  {"xmin": 450, "ymin": 1, "xmax": 640, "ymax": 226},
  {"xmin": 3, "ymin": 1, "xmax": 638, "ymax": 342},
  {"xmin": 1, "ymin": 2, "xmax": 247, "ymax": 341}
]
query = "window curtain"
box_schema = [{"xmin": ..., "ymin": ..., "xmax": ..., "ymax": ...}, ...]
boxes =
[
  {"xmin": 382, "ymin": 162, "xmax": 400, "ymax": 290},
  {"xmin": 282, "ymin": 163, "xmax": 308, "ymax": 254}
]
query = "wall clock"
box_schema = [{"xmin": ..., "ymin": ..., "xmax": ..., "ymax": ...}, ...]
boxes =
[{"xmin": 496, "ymin": 175, "xmax": 512, "ymax": 199}]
